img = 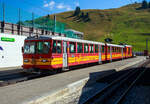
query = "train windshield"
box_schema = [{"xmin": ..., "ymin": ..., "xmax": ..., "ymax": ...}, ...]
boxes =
[
  {"xmin": 24, "ymin": 42, "xmax": 36, "ymax": 54},
  {"xmin": 36, "ymin": 42, "xmax": 50, "ymax": 54},
  {"xmin": 24, "ymin": 41, "xmax": 50, "ymax": 54}
]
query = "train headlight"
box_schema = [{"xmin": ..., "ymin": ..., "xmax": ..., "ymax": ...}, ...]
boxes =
[
  {"xmin": 24, "ymin": 59, "xmax": 29, "ymax": 62},
  {"xmin": 42, "ymin": 59, "xmax": 48, "ymax": 63}
]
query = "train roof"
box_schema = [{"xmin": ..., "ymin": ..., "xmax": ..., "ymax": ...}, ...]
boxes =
[
  {"xmin": 26, "ymin": 35, "xmax": 105, "ymax": 45},
  {"xmin": 26, "ymin": 35, "xmax": 131, "ymax": 48},
  {"xmin": 106, "ymin": 43, "xmax": 124, "ymax": 48},
  {"xmin": 124, "ymin": 45, "xmax": 132, "ymax": 47}
]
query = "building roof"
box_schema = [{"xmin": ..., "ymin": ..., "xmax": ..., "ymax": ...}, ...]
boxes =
[{"xmin": 65, "ymin": 29, "xmax": 84, "ymax": 35}]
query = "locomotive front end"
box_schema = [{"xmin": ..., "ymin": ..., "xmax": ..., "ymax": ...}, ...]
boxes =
[{"xmin": 22, "ymin": 37, "xmax": 51, "ymax": 72}]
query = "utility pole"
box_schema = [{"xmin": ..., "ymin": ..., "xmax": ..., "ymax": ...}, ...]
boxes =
[
  {"xmin": 146, "ymin": 38, "xmax": 148, "ymax": 51},
  {"xmin": 18, "ymin": 8, "xmax": 21, "ymax": 26},
  {"xmin": 18, "ymin": 8, "xmax": 21, "ymax": 35},
  {"xmin": 145, "ymin": 38, "xmax": 148, "ymax": 56},
  {"xmin": 31, "ymin": 12, "xmax": 34, "ymax": 36},
  {"xmin": 54, "ymin": 14, "xmax": 56, "ymax": 33},
  {"xmin": 32, "ymin": 12, "xmax": 34, "ymax": 28}
]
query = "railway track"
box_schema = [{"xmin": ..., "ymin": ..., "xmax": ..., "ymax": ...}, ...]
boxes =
[
  {"xmin": 83, "ymin": 60, "xmax": 150, "ymax": 104},
  {"xmin": 0, "ymin": 71, "xmax": 41, "ymax": 87},
  {"xmin": 0, "ymin": 68, "xmax": 64, "ymax": 87}
]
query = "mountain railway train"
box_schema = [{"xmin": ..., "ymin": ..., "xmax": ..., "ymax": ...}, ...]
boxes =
[{"xmin": 22, "ymin": 35, "xmax": 132, "ymax": 73}]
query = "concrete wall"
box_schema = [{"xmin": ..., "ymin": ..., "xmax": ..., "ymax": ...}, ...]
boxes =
[{"xmin": 0, "ymin": 33, "xmax": 27, "ymax": 68}]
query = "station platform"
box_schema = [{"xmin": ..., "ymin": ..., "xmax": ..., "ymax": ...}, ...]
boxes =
[
  {"xmin": 0, "ymin": 56, "xmax": 146, "ymax": 104},
  {"xmin": 0, "ymin": 66, "xmax": 22, "ymax": 72}
]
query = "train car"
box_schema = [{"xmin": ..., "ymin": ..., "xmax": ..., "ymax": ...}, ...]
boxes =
[
  {"xmin": 124, "ymin": 45, "xmax": 132, "ymax": 58},
  {"xmin": 22, "ymin": 35, "xmax": 132, "ymax": 72},
  {"xmin": 106, "ymin": 44, "xmax": 124, "ymax": 61}
]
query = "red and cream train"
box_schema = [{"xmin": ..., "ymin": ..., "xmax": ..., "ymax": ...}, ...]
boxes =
[{"xmin": 22, "ymin": 36, "xmax": 132, "ymax": 72}]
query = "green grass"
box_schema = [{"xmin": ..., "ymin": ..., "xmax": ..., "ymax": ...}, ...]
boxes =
[{"xmin": 40, "ymin": 3, "xmax": 150, "ymax": 52}]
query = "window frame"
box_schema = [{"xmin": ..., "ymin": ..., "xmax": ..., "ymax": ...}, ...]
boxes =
[
  {"xmin": 108, "ymin": 46, "xmax": 110, "ymax": 53},
  {"xmin": 84, "ymin": 43, "xmax": 89, "ymax": 53},
  {"xmin": 69, "ymin": 42, "xmax": 76, "ymax": 53},
  {"xmin": 102, "ymin": 45, "xmax": 105, "ymax": 53},
  {"xmin": 57, "ymin": 40, "xmax": 62, "ymax": 54},
  {"xmin": 89, "ymin": 44, "xmax": 94, "ymax": 53},
  {"xmin": 36, "ymin": 41, "xmax": 51, "ymax": 54},
  {"xmin": 52, "ymin": 40, "xmax": 57, "ymax": 53},
  {"xmin": 95, "ymin": 45, "xmax": 98, "ymax": 53},
  {"xmin": 77, "ymin": 43, "xmax": 83, "ymax": 53}
]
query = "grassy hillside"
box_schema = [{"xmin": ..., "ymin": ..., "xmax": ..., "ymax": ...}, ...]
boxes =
[{"xmin": 46, "ymin": 3, "xmax": 150, "ymax": 52}]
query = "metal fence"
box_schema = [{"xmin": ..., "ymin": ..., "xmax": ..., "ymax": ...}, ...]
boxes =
[{"xmin": 0, "ymin": 2, "xmax": 82, "ymax": 38}]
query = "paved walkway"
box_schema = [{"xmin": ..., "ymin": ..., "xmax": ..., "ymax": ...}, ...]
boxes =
[
  {"xmin": 0, "ymin": 66, "xmax": 22, "ymax": 72},
  {"xmin": 0, "ymin": 57, "xmax": 146, "ymax": 104}
]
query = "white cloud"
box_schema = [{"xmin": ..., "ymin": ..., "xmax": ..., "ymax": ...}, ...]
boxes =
[
  {"xmin": 44, "ymin": 3, "xmax": 49, "ymax": 7},
  {"xmin": 43, "ymin": 1, "xmax": 55, "ymax": 10},
  {"xmin": 66, "ymin": 6, "xmax": 72, "ymax": 11},
  {"xmin": 49, "ymin": 1, "xmax": 55, "ymax": 6},
  {"xmin": 56, "ymin": 3, "xmax": 72, "ymax": 11},
  {"xmin": 44, "ymin": 1, "xmax": 72, "ymax": 11},
  {"xmin": 74, "ymin": 2, "xmax": 80, "ymax": 6},
  {"xmin": 57, "ymin": 3, "xmax": 65, "ymax": 9}
]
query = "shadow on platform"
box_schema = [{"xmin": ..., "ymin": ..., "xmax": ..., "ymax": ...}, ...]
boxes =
[{"xmin": 77, "ymin": 66, "xmax": 150, "ymax": 104}]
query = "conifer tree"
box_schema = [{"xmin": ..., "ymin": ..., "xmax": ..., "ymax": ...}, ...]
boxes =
[
  {"xmin": 148, "ymin": 2, "xmax": 150, "ymax": 8},
  {"xmin": 142, "ymin": 0, "xmax": 148, "ymax": 9},
  {"xmin": 73, "ymin": 6, "xmax": 81, "ymax": 16}
]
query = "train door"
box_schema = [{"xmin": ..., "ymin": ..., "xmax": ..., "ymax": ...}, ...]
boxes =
[
  {"xmin": 121, "ymin": 47, "xmax": 124, "ymax": 59},
  {"xmin": 63, "ymin": 41, "xmax": 68, "ymax": 68},
  {"xmin": 110, "ymin": 46, "xmax": 112, "ymax": 62},
  {"xmin": 99, "ymin": 45, "xmax": 102, "ymax": 64},
  {"xmin": 105, "ymin": 44, "xmax": 107, "ymax": 61}
]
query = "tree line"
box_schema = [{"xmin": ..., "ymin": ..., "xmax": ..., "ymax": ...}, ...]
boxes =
[
  {"xmin": 73, "ymin": 6, "xmax": 90, "ymax": 22},
  {"xmin": 141, "ymin": 0, "xmax": 150, "ymax": 9}
]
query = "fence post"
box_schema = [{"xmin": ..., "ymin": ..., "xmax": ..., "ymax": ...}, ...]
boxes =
[
  {"xmin": 32, "ymin": 12, "xmax": 34, "ymax": 36},
  {"xmin": 54, "ymin": 15, "xmax": 56, "ymax": 33},
  {"xmin": 17, "ymin": 8, "xmax": 21, "ymax": 35},
  {"xmin": 2, "ymin": 2, "xmax": 5, "ymax": 33}
]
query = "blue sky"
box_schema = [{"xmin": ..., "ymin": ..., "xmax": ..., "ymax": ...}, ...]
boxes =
[
  {"xmin": 0, "ymin": 0, "xmax": 146, "ymax": 23},
  {"xmin": 2, "ymin": 0, "xmax": 144, "ymax": 16}
]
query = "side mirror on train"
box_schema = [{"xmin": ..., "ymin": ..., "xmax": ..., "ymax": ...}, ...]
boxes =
[{"xmin": 22, "ymin": 47, "xmax": 24, "ymax": 53}]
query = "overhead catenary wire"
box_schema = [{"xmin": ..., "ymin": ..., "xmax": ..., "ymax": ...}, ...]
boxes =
[{"xmin": 14, "ymin": 0, "xmax": 51, "ymax": 15}]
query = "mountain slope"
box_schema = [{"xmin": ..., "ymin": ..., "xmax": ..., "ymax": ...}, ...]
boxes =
[{"xmin": 47, "ymin": 3, "xmax": 150, "ymax": 51}]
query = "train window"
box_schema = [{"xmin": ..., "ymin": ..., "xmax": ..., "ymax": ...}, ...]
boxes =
[
  {"xmin": 112, "ymin": 47, "xmax": 114, "ymax": 52},
  {"xmin": 102, "ymin": 46, "xmax": 105, "ymax": 53},
  {"xmin": 123, "ymin": 48, "xmax": 126, "ymax": 52},
  {"xmin": 89, "ymin": 44, "xmax": 94, "ymax": 53},
  {"xmin": 69, "ymin": 42, "xmax": 76, "ymax": 53},
  {"xmin": 24, "ymin": 42, "xmax": 36, "ymax": 54},
  {"xmin": 52, "ymin": 40, "xmax": 57, "ymax": 53},
  {"xmin": 108, "ymin": 47, "xmax": 110, "ymax": 53},
  {"xmin": 84, "ymin": 44, "xmax": 88, "ymax": 53},
  {"xmin": 37, "ymin": 42, "xmax": 50, "ymax": 54},
  {"xmin": 77, "ymin": 43, "xmax": 83, "ymax": 53},
  {"xmin": 116, "ymin": 48, "xmax": 117, "ymax": 52},
  {"xmin": 95, "ymin": 45, "xmax": 98, "ymax": 53},
  {"xmin": 118, "ymin": 48, "xmax": 120, "ymax": 52},
  {"xmin": 128, "ymin": 48, "xmax": 130, "ymax": 54},
  {"xmin": 57, "ymin": 41, "xmax": 62, "ymax": 53},
  {"xmin": 120, "ymin": 48, "xmax": 122, "ymax": 52}
]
